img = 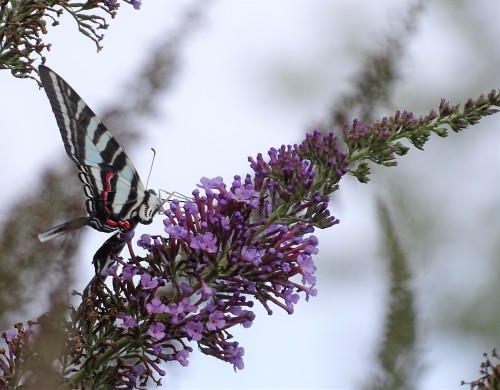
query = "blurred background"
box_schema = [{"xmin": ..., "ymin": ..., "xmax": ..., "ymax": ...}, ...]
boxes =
[{"xmin": 0, "ymin": 0, "xmax": 499, "ymax": 388}]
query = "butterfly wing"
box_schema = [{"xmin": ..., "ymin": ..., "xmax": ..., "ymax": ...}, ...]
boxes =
[
  {"xmin": 78, "ymin": 165, "xmax": 147, "ymax": 231},
  {"xmin": 92, "ymin": 231, "xmax": 127, "ymax": 275},
  {"xmin": 38, "ymin": 65, "xmax": 155, "ymax": 238}
]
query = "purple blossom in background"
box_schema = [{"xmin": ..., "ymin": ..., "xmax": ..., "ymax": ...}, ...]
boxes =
[
  {"xmin": 190, "ymin": 231, "xmax": 218, "ymax": 253},
  {"xmin": 298, "ymin": 254, "xmax": 317, "ymax": 276},
  {"xmin": 232, "ymin": 184, "xmax": 260, "ymax": 206},
  {"xmin": 4, "ymin": 329, "xmax": 16, "ymax": 343},
  {"xmin": 228, "ymin": 346, "xmax": 245, "ymax": 371},
  {"xmin": 122, "ymin": 264, "xmax": 139, "ymax": 281},
  {"xmin": 118, "ymin": 314, "xmax": 139, "ymax": 330},
  {"xmin": 207, "ymin": 311, "xmax": 226, "ymax": 331},
  {"xmin": 230, "ymin": 307, "xmax": 256, "ymax": 328},
  {"xmin": 198, "ymin": 176, "xmax": 226, "ymax": 191},
  {"xmin": 178, "ymin": 297, "xmax": 198, "ymax": 314},
  {"xmin": 180, "ymin": 282, "xmax": 195, "ymax": 295},
  {"xmin": 284, "ymin": 289, "xmax": 301, "ymax": 313},
  {"xmin": 183, "ymin": 321, "xmax": 204, "ymax": 341},
  {"xmin": 163, "ymin": 221, "xmax": 189, "ymax": 239},
  {"xmin": 146, "ymin": 297, "xmax": 168, "ymax": 314},
  {"xmin": 163, "ymin": 302, "xmax": 181, "ymax": 317},
  {"xmin": 125, "ymin": 364, "xmax": 146, "ymax": 385},
  {"xmin": 137, "ymin": 234, "xmax": 151, "ymax": 247},
  {"xmin": 152, "ymin": 343, "xmax": 162, "ymax": 357},
  {"xmin": 141, "ymin": 273, "xmax": 160, "ymax": 289},
  {"xmin": 148, "ymin": 322, "xmax": 166, "ymax": 340},
  {"xmin": 175, "ymin": 349, "xmax": 190, "ymax": 367},
  {"xmin": 197, "ymin": 279, "xmax": 216, "ymax": 300},
  {"xmin": 131, "ymin": 364, "xmax": 145, "ymax": 376},
  {"xmin": 241, "ymin": 246, "xmax": 262, "ymax": 266}
]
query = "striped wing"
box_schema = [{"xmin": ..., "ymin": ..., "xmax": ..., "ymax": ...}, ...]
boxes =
[{"xmin": 39, "ymin": 65, "xmax": 150, "ymax": 233}]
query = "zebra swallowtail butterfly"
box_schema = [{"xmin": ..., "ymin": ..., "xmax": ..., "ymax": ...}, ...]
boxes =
[{"xmin": 38, "ymin": 65, "xmax": 163, "ymax": 243}]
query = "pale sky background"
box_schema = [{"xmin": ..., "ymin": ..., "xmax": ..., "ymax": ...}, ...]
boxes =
[{"xmin": 1, "ymin": 1, "xmax": 499, "ymax": 389}]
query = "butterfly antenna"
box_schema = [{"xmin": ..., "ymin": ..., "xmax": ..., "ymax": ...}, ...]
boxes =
[{"xmin": 146, "ymin": 147, "xmax": 156, "ymax": 189}]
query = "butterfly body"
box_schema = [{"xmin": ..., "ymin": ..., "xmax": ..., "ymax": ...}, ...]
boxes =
[{"xmin": 38, "ymin": 65, "xmax": 162, "ymax": 243}]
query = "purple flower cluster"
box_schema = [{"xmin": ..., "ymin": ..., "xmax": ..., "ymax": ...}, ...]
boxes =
[
  {"xmin": 71, "ymin": 133, "xmax": 346, "ymax": 385},
  {"xmin": 1, "ymin": 131, "xmax": 347, "ymax": 388},
  {"xmin": 162, "ymin": 181, "xmax": 322, "ymax": 315},
  {"xmin": 296, "ymin": 130, "xmax": 350, "ymax": 182}
]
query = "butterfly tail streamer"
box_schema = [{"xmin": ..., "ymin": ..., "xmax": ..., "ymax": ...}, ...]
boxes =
[{"xmin": 38, "ymin": 217, "xmax": 91, "ymax": 242}]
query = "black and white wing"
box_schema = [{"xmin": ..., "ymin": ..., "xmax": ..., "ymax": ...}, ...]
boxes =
[{"xmin": 38, "ymin": 65, "xmax": 162, "ymax": 242}]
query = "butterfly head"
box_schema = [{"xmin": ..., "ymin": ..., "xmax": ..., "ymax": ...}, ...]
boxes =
[{"xmin": 136, "ymin": 189, "xmax": 164, "ymax": 224}]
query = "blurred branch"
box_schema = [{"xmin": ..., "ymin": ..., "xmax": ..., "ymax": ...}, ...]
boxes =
[
  {"xmin": 100, "ymin": 1, "xmax": 211, "ymax": 142},
  {"xmin": 0, "ymin": 168, "xmax": 79, "ymax": 330},
  {"xmin": 316, "ymin": 0, "xmax": 425, "ymax": 128},
  {"xmin": 364, "ymin": 200, "xmax": 420, "ymax": 390}
]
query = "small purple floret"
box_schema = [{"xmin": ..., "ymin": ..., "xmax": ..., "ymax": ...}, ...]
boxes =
[
  {"xmin": 190, "ymin": 232, "xmax": 217, "ymax": 253},
  {"xmin": 118, "ymin": 314, "xmax": 138, "ymax": 330},
  {"xmin": 148, "ymin": 322, "xmax": 166, "ymax": 340},
  {"xmin": 141, "ymin": 273, "xmax": 159, "ymax": 289},
  {"xmin": 183, "ymin": 321, "xmax": 203, "ymax": 341},
  {"xmin": 207, "ymin": 311, "xmax": 226, "ymax": 331},
  {"xmin": 146, "ymin": 297, "xmax": 168, "ymax": 314}
]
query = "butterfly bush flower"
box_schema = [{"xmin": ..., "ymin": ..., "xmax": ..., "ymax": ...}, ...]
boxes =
[
  {"xmin": 0, "ymin": 90, "xmax": 498, "ymax": 388},
  {"xmin": 146, "ymin": 297, "xmax": 168, "ymax": 314},
  {"xmin": 118, "ymin": 313, "xmax": 139, "ymax": 330},
  {"xmin": 148, "ymin": 323, "xmax": 166, "ymax": 340}
]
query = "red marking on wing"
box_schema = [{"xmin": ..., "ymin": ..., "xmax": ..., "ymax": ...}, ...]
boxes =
[
  {"xmin": 106, "ymin": 219, "xmax": 131, "ymax": 229},
  {"xmin": 102, "ymin": 171, "xmax": 131, "ymax": 230}
]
